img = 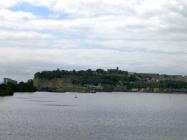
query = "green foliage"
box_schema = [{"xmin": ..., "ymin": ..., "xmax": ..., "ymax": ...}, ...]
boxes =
[
  {"xmin": 0, "ymin": 79, "xmax": 36, "ymax": 96},
  {"xmin": 0, "ymin": 83, "xmax": 14, "ymax": 96},
  {"xmin": 15, "ymin": 80, "xmax": 36, "ymax": 92},
  {"xmin": 34, "ymin": 69, "xmax": 187, "ymax": 91},
  {"xmin": 159, "ymin": 80, "xmax": 187, "ymax": 89}
]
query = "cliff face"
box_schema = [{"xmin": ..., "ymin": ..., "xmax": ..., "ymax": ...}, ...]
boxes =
[
  {"xmin": 33, "ymin": 77, "xmax": 89, "ymax": 92},
  {"xmin": 33, "ymin": 77, "xmax": 127, "ymax": 92}
]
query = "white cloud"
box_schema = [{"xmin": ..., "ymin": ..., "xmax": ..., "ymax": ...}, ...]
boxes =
[
  {"xmin": 0, "ymin": 0, "xmax": 20, "ymax": 9},
  {"xmin": 0, "ymin": 0, "xmax": 187, "ymax": 80},
  {"xmin": 0, "ymin": 30, "xmax": 53, "ymax": 40},
  {"xmin": 0, "ymin": 8, "xmax": 36, "ymax": 21}
]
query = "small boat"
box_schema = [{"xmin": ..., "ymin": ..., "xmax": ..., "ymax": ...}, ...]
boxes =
[{"xmin": 74, "ymin": 95, "xmax": 78, "ymax": 98}]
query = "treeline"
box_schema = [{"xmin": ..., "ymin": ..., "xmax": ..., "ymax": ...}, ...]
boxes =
[
  {"xmin": 34, "ymin": 69, "xmax": 187, "ymax": 90},
  {"xmin": 0, "ymin": 80, "xmax": 36, "ymax": 96}
]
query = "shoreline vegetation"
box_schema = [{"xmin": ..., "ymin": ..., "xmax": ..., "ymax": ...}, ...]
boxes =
[
  {"xmin": 33, "ymin": 68, "xmax": 187, "ymax": 93},
  {"xmin": 1, "ymin": 68, "xmax": 187, "ymax": 96},
  {"xmin": 0, "ymin": 80, "xmax": 36, "ymax": 96}
]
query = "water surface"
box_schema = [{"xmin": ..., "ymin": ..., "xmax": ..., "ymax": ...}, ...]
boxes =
[{"xmin": 0, "ymin": 92, "xmax": 187, "ymax": 140}]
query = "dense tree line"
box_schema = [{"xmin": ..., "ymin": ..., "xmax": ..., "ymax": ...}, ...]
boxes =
[{"xmin": 0, "ymin": 80, "xmax": 36, "ymax": 96}]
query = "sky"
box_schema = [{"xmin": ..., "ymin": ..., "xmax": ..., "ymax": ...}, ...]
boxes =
[{"xmin": 0, "ymin": 0, "xmax": 187, "ymax": 81}]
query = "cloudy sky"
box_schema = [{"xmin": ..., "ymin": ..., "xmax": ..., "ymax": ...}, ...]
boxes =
[{"xmin": 0, "ymin": 0, "xmax": 187, "ymax": 81}]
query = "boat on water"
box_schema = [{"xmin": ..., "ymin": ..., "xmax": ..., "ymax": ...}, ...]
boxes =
[{"xmin": 74, "ymin": 95, "xmax": 78, "ymax": 98}]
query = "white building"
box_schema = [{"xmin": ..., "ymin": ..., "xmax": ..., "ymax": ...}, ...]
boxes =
[{"xmin": 3, "ymin": 78, "xmax": 17, "ymax": 85}]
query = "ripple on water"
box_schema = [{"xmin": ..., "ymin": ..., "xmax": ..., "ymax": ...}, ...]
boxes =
[
  {"xmin": 43, "ymin": 104, "xmax": 74, "ymax": 107},
  {"xmin": 28, "ymin": 100, "xmax": 56, "ymax": 103}
]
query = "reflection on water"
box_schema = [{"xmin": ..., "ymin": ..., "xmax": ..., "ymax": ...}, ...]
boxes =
[{"xmin": 0, "ymin": 92, "xmax": 187, "ymax": 140}]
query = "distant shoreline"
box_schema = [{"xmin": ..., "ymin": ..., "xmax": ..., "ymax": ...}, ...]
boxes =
[
  {"xmin": 33, "ymin": 69, "xmax": 187, "ymax": 94},
  {"xmin": 35, "ymin": 88, "xmax": 187, "ymax": 94},
  {"xmin": 1, "ymin": 68, "xmax": 187, "ymax": 96}
]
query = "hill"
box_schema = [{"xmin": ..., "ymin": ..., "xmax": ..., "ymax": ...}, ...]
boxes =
[{"xmin": 34, "ymin": 68, "xmax": 187, "ymax": 93}]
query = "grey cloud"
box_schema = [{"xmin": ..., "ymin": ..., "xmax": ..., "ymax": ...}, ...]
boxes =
[{"xmin": 1, "ymin": 0, "xmax": 187, "ymax": 81}]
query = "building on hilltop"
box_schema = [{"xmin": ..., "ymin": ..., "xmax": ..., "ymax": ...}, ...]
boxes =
[
  {"xmin": 3, "ymin": 78, "xmax": 17, "ymax": 85},
  {"xmin": 107, "ymin": 67, "xmax": 119, "ymax": 74}
]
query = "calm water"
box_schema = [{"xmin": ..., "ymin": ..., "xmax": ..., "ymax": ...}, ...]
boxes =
[{"xmin": 0, "ymin": 92, "xmax": 187, "ymax": 140}]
